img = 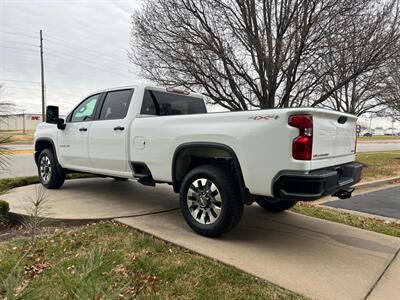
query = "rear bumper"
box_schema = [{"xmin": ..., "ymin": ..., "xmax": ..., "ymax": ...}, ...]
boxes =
[{"xmin": 273, "ymin": 162, "xmax": 363, "ymax": 201}]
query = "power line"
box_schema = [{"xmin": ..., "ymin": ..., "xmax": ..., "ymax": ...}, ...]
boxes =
[
  {"xmin": 2, "ymin": 85, "xmax": 40, "ymax": 91},
  {"xmin": 44, "ymin": 37, "xmax": 131, "ymax": 69},
  {"xmin": 3, "ymin": 85, "xmax": 83, "ymax": 97},
  {"xmin": 45, "ymin": 33, "xmax": 128, "ymax": 58},
  {"xmin": 40, "ymin": 30, "xmax": 45, "ymax": 121},
  {"xmin": 0, "ymin": 30, "xmax": 37, "ymax": 39},
  {"xmin": 0, "ymin": 45, "xmax": 38, "ymax": 52},
  {"xmin": 0, "ymin": 79, "xmax": 40, "ymax": 84},
  {"xmin": 44, "ymin": 50, "xmax": 132, "ymax": 77},
  {"xmin": 0, "ymin": 40, "xmax": 39, "ymax": 48},
  {"xmin": 0, "ymin": 26, "xmax": 38, "ymax": 35}
]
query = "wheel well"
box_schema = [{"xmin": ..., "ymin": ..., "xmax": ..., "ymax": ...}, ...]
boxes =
[
  {"xmin": 34, "ymin": 139, "xmax": 54, "ymax": 164},
  {"xmin": 172, "ymin": 143, "xmax": 248, "ymax": 201}
]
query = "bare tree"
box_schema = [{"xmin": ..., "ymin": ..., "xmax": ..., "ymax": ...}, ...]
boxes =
[
  {"xmin": 130, "ymin": 0, "xmax": 400, "ymax": 112},
  {"xmin": 382, "ymin": 56, "xmax": 400, "ymax": 120},
  {"xmin": 311, "ymin": 0, "xmax": 400, "ymax": 115}
]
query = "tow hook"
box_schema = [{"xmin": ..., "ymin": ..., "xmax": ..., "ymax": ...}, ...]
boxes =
[{"xmin": 333, "ymin": 188, "xmax": 354, "ymax": 200}]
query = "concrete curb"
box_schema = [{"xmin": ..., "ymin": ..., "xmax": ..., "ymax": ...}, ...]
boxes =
[
  {"xmin": 314, "ymin": 204, "xmax": 400, "ymax": 224},
  {"xmin": 355, "ymin": 176, "xmax": 400, "ymax": 190},
  {"xmin": 8, "ymin": 212, "xmax": 112, "ymax": 226},
  {"xmin": 7, "ymin": 207, "xmax": 180, "ymax": 226}
]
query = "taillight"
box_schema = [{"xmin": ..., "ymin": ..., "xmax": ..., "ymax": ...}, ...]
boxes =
[{"xmin": 288, "ymin": 114, "xmax": 313, "ymax": 160}]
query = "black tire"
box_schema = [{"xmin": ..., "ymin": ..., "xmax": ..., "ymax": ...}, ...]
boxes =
[
  {"xmin": 255, "ymin": 197, "xmax": 297, "ymax": 212},
  {"xmin": 37, "ymin": 148, "xmax": 66, "ymax": 189},
  {"xmin": 179, "ymin": 165, "xmax": 243, "ymax": 237},
  {"xmin": 112, "ymin": 177, "xmax": 128, "ymax": 181}
]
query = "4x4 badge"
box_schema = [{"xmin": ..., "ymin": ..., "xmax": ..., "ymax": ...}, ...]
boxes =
[{"xmin": 248, "ymin": 115, "xmax": 279, "ymax": 121}]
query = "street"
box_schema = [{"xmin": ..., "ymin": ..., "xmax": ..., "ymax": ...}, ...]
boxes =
[
  {"xmin": 357, "ymin": 142, "xmax": 400, "ymax": 152},
  {"xmin": 0, "ymin": 154, "xmax": 36, "ymax": 179}
]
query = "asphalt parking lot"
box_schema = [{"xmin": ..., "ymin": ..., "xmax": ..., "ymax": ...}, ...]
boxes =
[{"xmin": 324, "ymin": 186, "xmax": 400, "ymax": 219}]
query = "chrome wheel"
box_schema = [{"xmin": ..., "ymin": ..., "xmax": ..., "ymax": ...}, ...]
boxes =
[
  {"xmin": 39, "ymin": 155, "xmax": 52, "ymax": 184},
  {"xmin": 186, "ymin": 178, "xmax": 222, "ymax": 225}
]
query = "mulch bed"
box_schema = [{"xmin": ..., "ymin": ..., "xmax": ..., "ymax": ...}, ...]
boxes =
[{"xmin": 0, "ymin": 221, "xmax": 26, "ymax": 243}]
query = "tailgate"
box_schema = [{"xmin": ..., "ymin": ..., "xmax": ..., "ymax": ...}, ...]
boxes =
[{"xmin": 312, "ymin": 110, "xmax": 357, "ymax": 163}]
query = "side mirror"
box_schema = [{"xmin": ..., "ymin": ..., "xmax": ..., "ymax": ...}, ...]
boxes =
[
  {"xmin": 46, "ymin": 106, "xmax": 66, "ymax": 130},
  {"xmin": 46, "ymin": 106, "xmax": 59, "ymax": 124}
]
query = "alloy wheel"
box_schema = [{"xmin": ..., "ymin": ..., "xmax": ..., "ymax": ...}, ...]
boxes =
[
  {"xmin": 40, "ymin": 155, "xmax": 52, "ymax": 184},
  {"xmin": 186, "ymin": 178, "xmax": 222, "ymax": 224}
]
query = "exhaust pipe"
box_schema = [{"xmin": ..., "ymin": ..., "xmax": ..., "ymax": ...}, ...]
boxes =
[{"xmin": 333, "ymin": 188, "xmax": 354, "ymax": 200}]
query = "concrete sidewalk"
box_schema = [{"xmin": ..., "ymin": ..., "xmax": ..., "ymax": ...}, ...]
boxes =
[
  {"xmin": 2, "ymin": 178, "xmax": 400, "ymax": 300},
  {"xmin": 4, "ymin": 178, "xmax": 179, "ymax": 219},
  {"xmin": 118, "ymin": 208, "xmax": 400, "ymax": 300}
]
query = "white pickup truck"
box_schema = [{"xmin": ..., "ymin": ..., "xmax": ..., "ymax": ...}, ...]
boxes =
[{"xmin": 35, "ymin": 85, "xmax": 362, "ymax": 237}]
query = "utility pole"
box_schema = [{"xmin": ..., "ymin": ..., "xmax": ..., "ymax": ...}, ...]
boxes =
[
  {"xmin": 40, "ymin": 30, "xmax": 45, "ymax": 122},
  {"xmin": 22, "ymin": 109, "xmax": 26, "ymax": 135}
]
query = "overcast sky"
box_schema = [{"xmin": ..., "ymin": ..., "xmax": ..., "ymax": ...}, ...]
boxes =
[
  {"xmin": 1, "ymin": 0, "xmax": 144, "ymax": 115},
  {"xmin": 0, "ymin": 0, "xmax": 398, "ymax": 129}
]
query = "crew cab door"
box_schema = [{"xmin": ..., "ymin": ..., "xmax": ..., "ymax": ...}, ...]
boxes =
[
  {"xmin": 57, "ymin": 94, "xmax": 101, "ymax": 170},
  {"xmin": 88, "ymin": 89, "xmax": 134, "ymax": 174}
]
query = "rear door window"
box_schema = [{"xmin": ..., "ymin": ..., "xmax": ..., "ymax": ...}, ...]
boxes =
[
  {"xmin": 141, "ymin": 90, "xmax": 206, "ymax": 116},
  {"xmin": 99, "ymin": 89, "xmax": 133, "ymax": 120}
]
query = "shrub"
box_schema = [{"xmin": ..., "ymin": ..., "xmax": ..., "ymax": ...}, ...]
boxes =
[{"xmin": 0, "ymin": 199, "xmax": 10, "ymax": 222}]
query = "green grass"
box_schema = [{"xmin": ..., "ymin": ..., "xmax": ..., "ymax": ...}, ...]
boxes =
[
  {"xmin": 356, "ymin": 151, "xmax": 400, "ymax": 180},
  {"xmin": 0, "ymin": 130, "xmax": 34, "ymax": 145},
  {"xmin": 0, "ymin": 222, "xmax": 306, "ymax": 299},
  {"xmin": 292, "ymin": 203, "xmax": 400, "ymax": 237},
  {"xmin": 0, "ymin": 174, "xmax": 95, "ymax": 195},
  {"xmin": 358, "ymin": 135, "xmax": 400, "ymax": 141}
]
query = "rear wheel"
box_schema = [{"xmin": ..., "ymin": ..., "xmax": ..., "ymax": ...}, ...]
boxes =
[
  {"xmin": 255, "ymin": 197, "xmax": 297, "ymax": 212},
  {"xmin": 179, "ymin": 165, "xmax": 243, "ymax": 237},
  {"xmin": 38, "ymin": 148, "xmax": 65, "ymax": 189}
]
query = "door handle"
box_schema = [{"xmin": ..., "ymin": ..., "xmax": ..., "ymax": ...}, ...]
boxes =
[
  {"xmin": 79, "ymin": 127, "xmax": 88, "ymax": 132},
  {"xmin": 113, "ymin": 126, "xmax": 125, "ymax": 131}
]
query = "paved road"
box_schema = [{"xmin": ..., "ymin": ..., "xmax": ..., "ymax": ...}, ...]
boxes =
[
  {"xmin": 0, "ymin": 154, "xmax": 36, "ymax": 179},
  {"xmin": 357, "ymin": 143, "xmax": 400, "ymax": 152},
  {"xmin": 324, "ymin": 186, "xmax": 400, "ymax": 219},
  {"xmin": 2, "ymin": 178, "xmax": 399, "ymax": 300}
]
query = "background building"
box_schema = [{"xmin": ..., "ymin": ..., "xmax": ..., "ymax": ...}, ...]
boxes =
[{"xmin": 0, "ymin": 113, "xmax": 42, "ymax": 131}]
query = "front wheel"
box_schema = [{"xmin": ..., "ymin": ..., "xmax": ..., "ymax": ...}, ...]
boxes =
[
  {"xmin": 179, "ymin": 165, "xmax": 243, "ymax": 237},
  {"xmin": 255, "ymin": 197, "xmax": 297, "ymax": 212},
  {"xmin": 38, "ymin": 148, "xmax": 66, "ymax": 189}
]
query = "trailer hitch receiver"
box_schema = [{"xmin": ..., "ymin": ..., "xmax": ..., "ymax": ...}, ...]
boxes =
[{"xmin": 333, "ymin": 188, "xmax": 354, "ymax": 200}]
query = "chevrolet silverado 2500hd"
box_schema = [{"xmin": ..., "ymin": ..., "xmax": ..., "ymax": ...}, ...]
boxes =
[{"xmin": 34, "ymin": 85, "xmax": 362, "ymax": 237}]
